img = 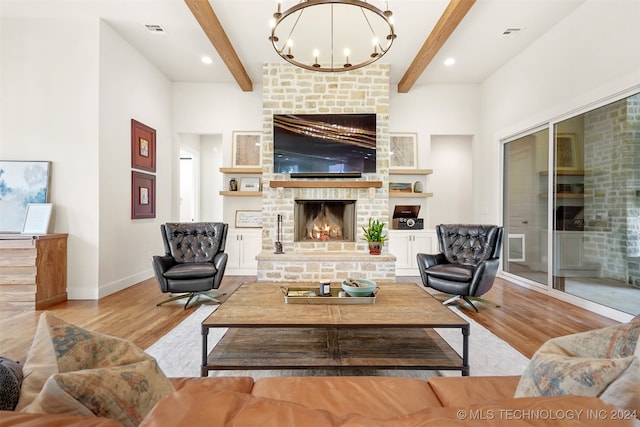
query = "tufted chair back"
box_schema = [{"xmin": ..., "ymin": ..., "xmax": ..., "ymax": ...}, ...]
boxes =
[
  {"xmin": 437, "ymin": 224, "xmax": 503, "ymax": 266},
  {"xmin": 163, "ymin": 222, "xmax": 227, "ymax": 263}
]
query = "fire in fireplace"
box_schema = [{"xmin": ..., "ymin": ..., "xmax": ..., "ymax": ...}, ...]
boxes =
[{"xmin": 294, "ymin": 200, "xmax": 356, "ymax": 242}]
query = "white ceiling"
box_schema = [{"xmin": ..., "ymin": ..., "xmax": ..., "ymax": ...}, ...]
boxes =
[{"xmin": 1, "ymin": 0, "xmax": 585, "ymax": 90}]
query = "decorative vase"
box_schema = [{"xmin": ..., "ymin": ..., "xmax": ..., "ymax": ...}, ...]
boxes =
[
  {"xmin": 368, "ymin": 242, "xmax": 382, "ymax": 255},
  {"xmin": 413, "ymin": 181, "xmax": 423, "ymax": 193}
]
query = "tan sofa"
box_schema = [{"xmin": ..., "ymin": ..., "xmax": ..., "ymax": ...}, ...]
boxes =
[
  {"xmin": 1, "ymin": 374, "xmax": 635, "ymax": 426},
  {"xmin": 3, "ymin": 313, "xmax": 637, "ymax": 426}
]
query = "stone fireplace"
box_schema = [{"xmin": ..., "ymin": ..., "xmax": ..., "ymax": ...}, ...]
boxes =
[
  {"xmin": 256, "ymin": 62, "xmax": 396, "ymax": 282},
  {"xmin": 295, "ymin": 200, "xmax": 356, "ymax": 242}
]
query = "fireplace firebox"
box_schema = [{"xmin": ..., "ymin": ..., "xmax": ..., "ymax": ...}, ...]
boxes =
[{"xmin": 294, "ymin": 200, "xmax": 356, "ymax": 242}]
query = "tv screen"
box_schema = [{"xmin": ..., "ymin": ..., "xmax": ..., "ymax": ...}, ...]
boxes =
[{"xmin": 273, "ymin": 114, "xmax": 376, "ymax": 174}]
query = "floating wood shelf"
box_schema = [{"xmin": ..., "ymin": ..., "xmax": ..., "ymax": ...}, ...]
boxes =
[
  {"xmin": 269, "ymin": 181, "xmax": 383, "ymax": 189},
  {"xmin": 389, "ymin": 169, "xmax": 433, "ymax": 175},
  {"xmin": 219, "ymin": 167, "xmax": 262, "ymax": 174},
  {"xmin": 219, "ymin": 191, "xmax": 262, "ymax": 197},
  {"xmin": 389, "ymin": 191, "xmax": 434, "ymax": 198}
]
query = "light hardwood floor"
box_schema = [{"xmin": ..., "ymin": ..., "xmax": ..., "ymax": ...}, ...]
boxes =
[{"xmin": 0, "ymin": 276, "xmax": 619, "ymax": 363}]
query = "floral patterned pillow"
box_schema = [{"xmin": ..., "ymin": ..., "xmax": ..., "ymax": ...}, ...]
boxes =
[
  {"xmin": 16, "ymin": 312, "xmax": 174, "ymax": 425},
  {"xmin": 26, "ymin": 359, "xmax": 175, "ymax": 427},
  {"xmin": 515, "ymin": 319, "xmax": 640, "ymax": 417}
]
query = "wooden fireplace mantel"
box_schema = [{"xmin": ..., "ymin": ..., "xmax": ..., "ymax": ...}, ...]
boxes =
[{"xmin": 269, "ymin": 180, "xmax": 383, "ymax": 189}]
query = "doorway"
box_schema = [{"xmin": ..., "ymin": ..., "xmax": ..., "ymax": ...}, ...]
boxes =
[{"xmin": 178, "ymin": 133, "xmax": 223, "ymax": 222}]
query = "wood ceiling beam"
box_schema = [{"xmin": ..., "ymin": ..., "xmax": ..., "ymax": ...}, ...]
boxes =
[
  {"xmin": 185, "ymin": 0, "xmax": 253, "ymax": 92},
  {"xmin": 397, "ymin": 0, "xmax": 476, "ymax": 93}
]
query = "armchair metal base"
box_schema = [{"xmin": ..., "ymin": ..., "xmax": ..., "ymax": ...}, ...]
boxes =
[
  {"xmin": 437, "ymin": 294, "xmax": 501, "ymax": 312},
  {"xmin": 157, "ymin": 290, "xmax": 226, "ymax": 310}
]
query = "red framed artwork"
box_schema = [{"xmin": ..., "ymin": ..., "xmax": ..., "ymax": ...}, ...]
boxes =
[
  {"xmin": 131, "ymin": 171, "xmax": 156, "ymax": 219},
  {"xmin": 131, "ymin": 119, "xmax": 156, "ymax": 172}
]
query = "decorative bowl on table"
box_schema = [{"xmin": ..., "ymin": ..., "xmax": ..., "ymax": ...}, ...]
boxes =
[{"xmin": 341, "ymin": 279, "xmax": 377, "ymax": 297}]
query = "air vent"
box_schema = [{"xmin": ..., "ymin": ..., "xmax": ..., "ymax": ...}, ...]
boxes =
[
  {"xmin": 145, "ymin": 24, "xmax": 166, "ymax": 34},
  {"xmin": 502, "ymin": 27, "xmax": 523, "ymax": 36}
]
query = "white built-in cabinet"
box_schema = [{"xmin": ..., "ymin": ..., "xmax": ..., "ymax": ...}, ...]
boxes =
[
  {"xmin": 226, "ymin": 229, "xmax": 262, "ymax": 275},
  {"xmin": 388, "ymin": 230, "xmax": 438, "ymax": 276}
]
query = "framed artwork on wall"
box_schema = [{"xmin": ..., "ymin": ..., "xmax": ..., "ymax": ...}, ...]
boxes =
[
  {"xmin": 232, "ymin": 131, "xmax": 262, "ymax": 168},
  {"xmin": 131, "ymin": 119, "xmax": 156, "ymax": 172},
  {"xmin": 0, "ymin": 160, "xmax": 51, "ymax": 232},
  {"xmin": 131, "ymin": 171, "xmax": 156, "ymax": 219},
  {"xmin": 390, "ymin": 133, "xmax": 418, "ymax": 169}
]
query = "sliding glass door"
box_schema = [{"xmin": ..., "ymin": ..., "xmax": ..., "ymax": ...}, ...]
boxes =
[
  {"xmin": 551, "ymin": 94, "xmax": 640, "ymax": 315},
  {"xmin": 503, "ymin": 128, "xmax": 549, "ymax": 286},
  {"xmin": 503, "ymin": 92, "xmax": 640, "ymax": 316}
]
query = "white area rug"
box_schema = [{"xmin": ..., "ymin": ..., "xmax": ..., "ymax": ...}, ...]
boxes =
[{"xmin": 146, "ymin": 304, "xmax": 529, "ymax": 378}]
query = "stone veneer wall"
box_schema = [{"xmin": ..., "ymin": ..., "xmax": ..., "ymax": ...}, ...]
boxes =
[
  {"xmin": 583, "ymin": 93, "xmax": 640, "ymax": 287},
  {"xmin": 257, "ymin": 62, "xmax": 393, "ymax": 281}
]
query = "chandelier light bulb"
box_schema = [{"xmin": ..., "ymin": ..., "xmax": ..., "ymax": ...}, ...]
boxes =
[
  {"xmin": 371, "ymin": 38, "xmax": 379, "ymax": 57},
  {"xmin": 273, "ymin": 0, "xmax": 282, "ymax": 19},
  {"xmin": 286, "ymin": 39, "xmax": 294, "ymax": 59},
  {"xmin": 343, "ymin": 48, "xmax": 351, "ymax": 68}
]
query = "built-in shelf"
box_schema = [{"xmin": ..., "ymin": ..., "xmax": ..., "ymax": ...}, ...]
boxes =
[
  {"xmin": 389, "ymin": 191, "xmax": 434, "ymax": 198},
  {"xmin": 389, "ymin": 169, "xmax": 433, "ymax": 175},
  {"xmin": 219, "ymin": 191, "xmax": 262, "ymax": 197},
  {"xmin": 269, "ymin": 180, "xmax": 383, "ymax": 189},
  {"xmin": 220, "ymin": 167, "xmax": 262, "ymax": 174}
]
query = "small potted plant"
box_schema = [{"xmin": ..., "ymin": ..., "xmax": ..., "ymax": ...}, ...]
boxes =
[{"xmin": 362, "ymin": 217, "xmax": 387, "ymax": 255}]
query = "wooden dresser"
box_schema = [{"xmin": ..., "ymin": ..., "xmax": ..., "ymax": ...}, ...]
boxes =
[{"xmin": 0, "ymin": 233, "xmax": 68, "ymax": 309}]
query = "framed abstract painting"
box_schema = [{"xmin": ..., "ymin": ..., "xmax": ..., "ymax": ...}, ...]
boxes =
[{"xmin": 0, "ymin": 160, "xmax": 51, "ymax": 232}]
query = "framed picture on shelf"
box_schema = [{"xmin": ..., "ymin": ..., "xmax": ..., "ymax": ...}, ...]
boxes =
[
  {"xmin": 390, "ymin": 133, "xmax": 418, "ymax": 169},
  {"xmin": 131, "ymin": 119, "xmax": 156, "ymax": 172},
  {"xmin": 240, "ymin": 177, "xmax": 260, "ymax": 192},
  {"xmin": 131, "ymin": 171, "xmax": 156, "ymax": 219},
  {"xmin": 21, "ymin": 203, "xmax": 53, "ymax": 234},
  {"xmin": 555, "ymin": 133, "xmax": 579, "ymax": 171},
  {"xmin": 235, "ymin": 210, "xmax": 262, "ymax": 228},
  {"xmin": 232, "ymin": 131, "xmax": 262, "ymax": 168}
]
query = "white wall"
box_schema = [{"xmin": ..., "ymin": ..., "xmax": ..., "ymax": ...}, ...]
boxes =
[
  {"xmin": 480, "ymin": 0, "xmax": 640, "ymax": 226},
  {"xmin": 1, "ymin": 17, "xmax": 102, "ymax": 296},
  {"xmin": 1, "ymin": 17, "xmax": 173, "ymax": 299},
  {"xmin": 429, "ymin": 135, "xmax": 473, "ymax": 228},
  {"xmin": 97, "ymin": 21, "xmax": 173, "ymax": 298}
]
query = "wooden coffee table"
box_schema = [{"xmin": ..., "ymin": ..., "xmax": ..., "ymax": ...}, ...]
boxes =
[{"xmin": 201, "ymin": 282, "xmax": 470, "ymax": 376}]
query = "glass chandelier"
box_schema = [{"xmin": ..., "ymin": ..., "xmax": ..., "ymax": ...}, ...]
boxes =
[{"xmin": 269, "ymin": 0, "xmax": 396, "ymax": 72}]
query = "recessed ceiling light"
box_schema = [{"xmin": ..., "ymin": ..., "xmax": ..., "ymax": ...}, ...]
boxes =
[
  {"xmin": 201, "ymin": 56, "xmax": 213, "ymax": 65},
  {"xmin": 444, "ymin": 58, "xmax": 455, "ymax": 66}
]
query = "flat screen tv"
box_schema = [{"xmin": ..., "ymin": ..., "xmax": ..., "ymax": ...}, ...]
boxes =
[{"xmin": 273, "ymin": 113, "xmax": 376, "ymax": 174}]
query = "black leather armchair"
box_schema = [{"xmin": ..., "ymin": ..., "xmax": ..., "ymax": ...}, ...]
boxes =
[
  {"xmin": 152, "ymin": 222, "xmax": 229, "ymax": 309},
  {"xmin": 416, "ymin": 224, "xmax": 504, "ymax": 312}
]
